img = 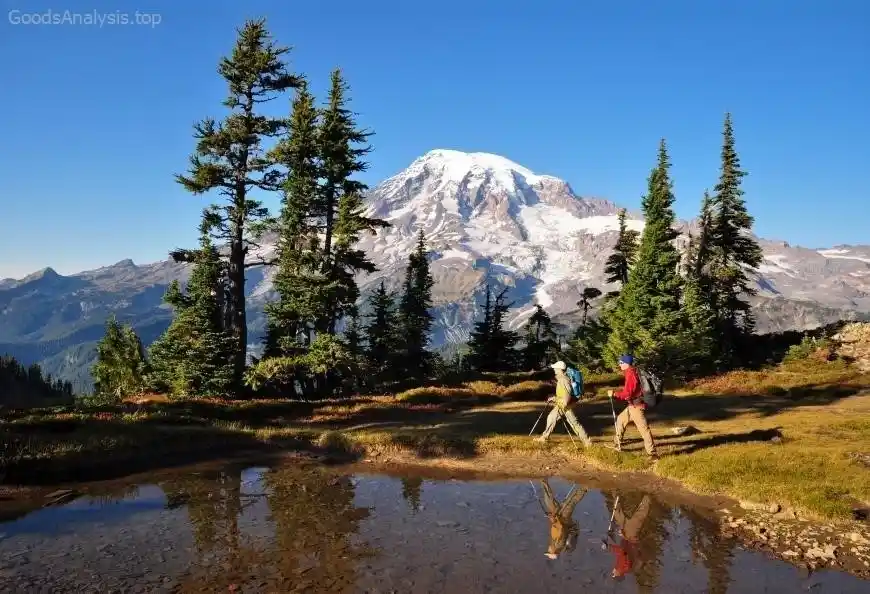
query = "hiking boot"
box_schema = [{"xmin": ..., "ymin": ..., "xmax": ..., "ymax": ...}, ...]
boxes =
[{"xmin": 534, "ymin": 436, "xmax": 547, "ymax": 443}]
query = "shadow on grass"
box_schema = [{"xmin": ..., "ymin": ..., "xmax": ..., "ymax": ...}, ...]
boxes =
[
  {"xmin": 1, "ymin": 419, "xmax": 328, "ymax": 486},
  {"xmin": 655, "ymin": 427, "xmax": 785, "ymax": 455},
  {"xmin": 648, "ymin": 384, "xmax": 864, "ymax": 423},
  {"xmin": 386, "ymin": 433, "xmax": 479, "ymax": 459}
]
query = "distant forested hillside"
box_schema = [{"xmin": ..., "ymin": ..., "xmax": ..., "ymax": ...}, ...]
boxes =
[{"xmin": 0, "ymin": 354, "xmax": 76, "ymax": 409}]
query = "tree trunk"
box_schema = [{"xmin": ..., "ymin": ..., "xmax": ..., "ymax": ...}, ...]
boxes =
[{"xmin": 228, "ymin": 226, "xmax": 247, "ymax": 383}]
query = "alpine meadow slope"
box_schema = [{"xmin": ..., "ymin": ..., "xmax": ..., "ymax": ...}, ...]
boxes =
[{"xmin": 2, "ymin": 149, "xmax": 869, "ymax": 389}]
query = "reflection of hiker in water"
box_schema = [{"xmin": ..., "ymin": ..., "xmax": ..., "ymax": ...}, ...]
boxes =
[
  {"xmin": 602, "ymin": 495, "xmax": 652, "ymax": 580},
  {"xmin": 538, "ymin": 479, "xmax": 587, "ymax": 559}
]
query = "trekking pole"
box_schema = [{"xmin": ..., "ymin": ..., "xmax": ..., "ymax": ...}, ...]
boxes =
[
  {"xmin": 602, "ymin": 494, "xmax": 620, "ymax": 548},
  {"xmin": 528, "ymin": 405, "xmax": 548, "ymax": 436},
  {"xmin": 606, "ymin": 495, "xmax": 620, "ymax": 534},
  {"xmin": 608, "ymin": 393, "xmax": 621, "ymax": 450},
  {"xmin": 528, "ymin": 480, "xmax": 548, "ymax": 514},
  {"xmin": 556, "ymin": 402, "xmax": 581, "ymax": 451}
]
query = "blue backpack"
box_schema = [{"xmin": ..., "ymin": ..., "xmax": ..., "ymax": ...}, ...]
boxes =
[{"xmin": 565, "ymin": 367, "xmax": 583, "ymax": 400}]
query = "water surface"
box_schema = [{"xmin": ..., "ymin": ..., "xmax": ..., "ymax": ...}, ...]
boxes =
[{"xmin": 0, "ymin": 461, "xmax": 866, "ymax": 593}]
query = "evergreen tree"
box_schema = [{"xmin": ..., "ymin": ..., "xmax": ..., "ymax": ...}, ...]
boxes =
[
  {"xmin": 340, "ymin": 305, "xmax": 365, "ymax": 392},
  {"xmin": 568, "ymin": 286, "xmax": 607, "ymax": 372},
  {"xmin": 0, "ymin": 355, "xmax": 74, "ymax": 407},
  {"xmin": 708, "ymin": 113, "xmax": 763, "ymax": 363},
  {"xmin": 578, "ymin": 286, "xmax": 603, "ymax": 326},
  {"xmin": 467, "ymin": 286, "xmax": 520, "ymax": 372},
  {"xmin": 175, "ymin": 18, "xmax": 301, "ymax": 383},
  {"xmin": 397, "ymin": 230, "xmax": 435, "ymax": 380},
  {"xmin": 263, "ymin": 81, "xmax": 326, "ymax": 359},
  {"xmin": 603, "ymin": 208, "xmax": 640, "ymax": 296},
  {"xmin": 317, "ymin": 69, "xmax": 389, "ymax": 333},
  {"xmin": 604, "ymin": 140, "xmax": 687, "ymax": 372},
  {"xmin": 148, "ymin": 222, "xmax": 236, "ymax": 397},
  {"xmin": 677, "ymin": 273, "xmax": 716, "ymax": 376},
  {"xmin": 521, "ymin": 305, "xmax": 559, "ymax": 370},
  {"xmin": 467, "ymin": 286, "xmax": 494, "ymax": 372},
  {"xmin": 567, "ymin": 317, "xmax": 609, "ymax": 372},
  {"xmin": 692, "ymin": 190, "xmax": 714, "ymax": 280},
  {"xmin": 342, "ymin": 304, "xmax": 364, "ymax": 356},
  {"xmin": 92, "ymin": 315, "xmax": 147, "ymax": 401},
  {"xmin": 364, "ymin": 281, "xmax": 398, "ymax": 384}
]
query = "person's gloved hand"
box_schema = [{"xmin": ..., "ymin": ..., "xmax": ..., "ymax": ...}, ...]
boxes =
[{"xmin": 607, "ymin": 389, "xmax": 614, "ymax": 398}]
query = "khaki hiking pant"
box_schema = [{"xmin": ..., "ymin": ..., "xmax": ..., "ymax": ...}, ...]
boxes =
[
  {"xmin": 542, "ymin": 400, "xmax": 591, "ymax": 445},
  {"xmin": 614, "ymin": 494, "xmax": 652, "ymax": 541},
  {"xmin": 615, "ymin": 403, "xmax": 656, "ymax": 455},
  {"xmin": 541, "ymin": 480, "xmax": 587, "ymax": 556}
]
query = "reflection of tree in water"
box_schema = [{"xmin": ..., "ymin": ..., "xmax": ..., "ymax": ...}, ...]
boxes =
[
  {"xmin": 685, "ymin": 508, "xmax": 734, "ymax": 594},
  {"xmin": 401, "ymin": 476, "xmax": 423, "ymax": 512},
  {"xmin": 602, "ymin": 491, "xmax": 672, "ymax": 593},
  {"xmin": 264, "ymin": 465, "xmax": 375, "ymax": 591},
  {"xmin": 84, "ymin": 485, "xmax": 142, "ymax": 507},
  {"xmin": 161, "ymin": 467, "xmax": 243, "ymax": 554}
]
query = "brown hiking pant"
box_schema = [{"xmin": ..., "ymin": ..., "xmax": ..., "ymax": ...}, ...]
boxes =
[
  {"xmin": 615, "ymin": 403, "xmax": 656, "ymax": 455},
  {"xmin": 614, "ymin": 494, "xmax": 652, "ymax": 541}
]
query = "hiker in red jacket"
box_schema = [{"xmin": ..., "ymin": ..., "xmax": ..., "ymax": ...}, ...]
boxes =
[
  {"xmin": 607, "ymin": 354, "xmax": 658, "ymax": 459},
  {"xmin": 603, "ymin": 494, "xmax": 652, "ymax": 581}
]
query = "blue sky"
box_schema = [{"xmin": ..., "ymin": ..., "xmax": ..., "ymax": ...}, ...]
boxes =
[{"xmin": 1, "ymin": 0, "xmax": 868, "ymax": 278}]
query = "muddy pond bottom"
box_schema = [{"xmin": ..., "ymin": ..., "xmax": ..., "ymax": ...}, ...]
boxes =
[{"xmin": 0, "ymin": 460, "xmax": 867, "ymax": 593}]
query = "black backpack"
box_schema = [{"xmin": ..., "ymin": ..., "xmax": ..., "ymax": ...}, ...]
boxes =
[{"xmin": 637, "ymin": 367, "xmax": 664, "ymax": 408}]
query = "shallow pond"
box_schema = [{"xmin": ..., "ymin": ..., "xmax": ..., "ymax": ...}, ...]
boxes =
[{"xmin": 0, "ymin": 460, "xmax": 867, "ymax": 592}]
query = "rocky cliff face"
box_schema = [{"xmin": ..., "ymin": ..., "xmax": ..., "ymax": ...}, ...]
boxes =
[{"xmin": 2, "ymin": 149, "xmax": 868, "ymax": 389}]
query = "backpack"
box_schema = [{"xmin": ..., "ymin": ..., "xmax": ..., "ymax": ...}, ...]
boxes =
[
  {"xmin": 637, "ymin": 367, "xmax": 664, "ymax": 408},
  {"xmin": 565, "ymin": 367, "xmax": 583, "ymax": 401}
]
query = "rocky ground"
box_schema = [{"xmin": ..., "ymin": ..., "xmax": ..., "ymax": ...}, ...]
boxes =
[{"xmin": 720, "ymin": 501, "xmax": 870, "ymax": 579}]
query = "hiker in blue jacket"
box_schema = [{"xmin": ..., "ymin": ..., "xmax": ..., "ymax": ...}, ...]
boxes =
[{"xmin": 534, "ymin": 361, "xmax": 592, "ymax": 446}]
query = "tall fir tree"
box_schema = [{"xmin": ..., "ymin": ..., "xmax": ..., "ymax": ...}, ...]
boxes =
[
  {"xmin": 568, "ymin": 317, "xmax": 609, "ymax": 372},
  {"xmin": 678, "ymin": 271, "xmax": 716, "ymax": 376},
  {"xmin": 603, "ymin": 208, "xmax": 640, "ymax": 297},
  {"xmin": 692, "ymin": 190, "xmax": 714, "ymax": 280},
  {"xmin": 467, "ymin": 286, "xmax": 520, "ymax": 372},
  {"xmin": 467, "ymin": 286, "xmax": 494, "ymax": 372},
  {"xmin": 175, "ymin": 18, "xmax": 301, "ymax": 383},
  {"xmin": 148, "ymin": 222, "xmax": 236, "ymax": 397},
  {"xmin": 364, "ymin": 281, "xmax": 398, "ymax": 384},
  {"xmin": 340, "ymin": 304, "xmax": 365, "ymax": 392},
  {"xmin": 317, "ymin": 69, "xmax": 389, "ymax": 333},
  {"xmin": 264, "ymin": 81, "xmax": 326, "ymax": 359},
  {"xmin": 521, "ymin": 304, "xmax": 558, "ymax": 370},
  {"xmin": 397, "ymin": 230, "xmax": 435, "ymax": 380},
  {"xmin": 604, "ymin": 140, "xmax": 687, "ymax": 371},
  {"xmin": 578, "ymin": 287, "xmax": 603, "ymax": 326},
  {"xmin": 708, "ymin": 113, "xmax": 763, "ymax": 363},
  {"xmin": 91, "ymin": 315, "xmax": 147, "ymax": 401},
  {"xmin": 568, "ymin": 286, "xmax": 607, "ymax": 372},
  {"xmin": 342, "ymin": 304, "xmax": 364, "ymax": 356}
]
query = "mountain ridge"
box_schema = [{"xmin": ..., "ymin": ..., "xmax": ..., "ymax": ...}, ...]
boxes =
[{"xmin": 2, "ymin": 149, "xmax": 869, "ymax": 390}]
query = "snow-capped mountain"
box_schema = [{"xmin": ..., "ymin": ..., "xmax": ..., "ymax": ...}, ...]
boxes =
[{"xmin": 2, "ymin": 149, "xmax": 869, "ymax": 388}]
